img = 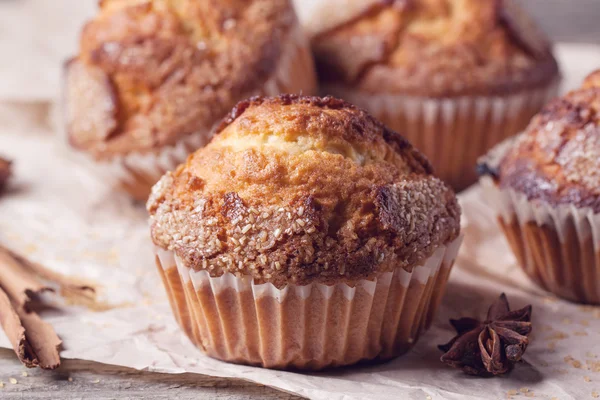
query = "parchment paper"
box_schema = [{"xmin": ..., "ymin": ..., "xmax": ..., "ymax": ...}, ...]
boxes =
[
  {"xmin": 2, "ymin": 4, "xmax": 600, "ymax": 396},
  {"xmin": 3, "ymin": 100, "xmax": 600, "ymax": 400}
]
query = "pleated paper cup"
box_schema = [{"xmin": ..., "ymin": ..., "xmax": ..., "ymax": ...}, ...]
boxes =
[
  {"xmin": 65, "ymin": 27, "xmax": 316, "ymax": 202},
  {"xmin": 481, "ymin": 175, "xmax": 600, "ymax": 305},
  {"xmin": 322, "ymin": 82, "xmax": 559, "ymax": 191},
  {"xmin": 154, "ymin": 236, "xmax": 462, "ymax": 370}
]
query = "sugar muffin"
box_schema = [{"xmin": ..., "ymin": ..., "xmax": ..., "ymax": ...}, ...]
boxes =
[
  {"xmin": 148, "ymin": 95, "xmax": 462, "ymax": 369},
  {"xmin": 65, "ymin": 0, "xmax": 316, "ymax": 200},
  {"xmin": 479, "ymin": 70, "xmax": 600, "ymax": 304},
  {"xmin": 310, "ymin": 0, "xmax": 560, "ymax": 190}
]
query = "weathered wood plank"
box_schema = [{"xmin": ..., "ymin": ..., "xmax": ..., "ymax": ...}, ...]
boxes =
[{"xmin": 0, "ymin": 349, "xmax": 303, "ymax": 399}]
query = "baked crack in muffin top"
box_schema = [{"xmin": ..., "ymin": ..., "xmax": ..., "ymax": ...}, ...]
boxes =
[
  {"xmin": 496, "ymin": 71, "xmax": 600, "ymax": 212},
  {"xmin": 66, "ymin": 0, "xmax": 296, "ymax": 158},
  {"xmin": 148, "ymin": 95, "xmax": 460, "ymax": 287},
  {"xmin": 313, "ymin": 0, "xmax": 559, "ymax": 96}
]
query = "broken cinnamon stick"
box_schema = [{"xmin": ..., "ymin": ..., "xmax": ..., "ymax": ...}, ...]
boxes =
[
  {"xmin": 0, "ymin": 249, "xmax": 51, "ymax": 309},
  {"xmin": 0, "ymin": 248, "xmax": 62, "ymax": 369},
  {"xmin": 16, "ymin": 304, "xmax": 61, "ymax": 369},
  {"xmin": 0, "ymin": 244, "xmax": 98, "ymax": 309},
  {"xmin": 0, "ymin": 287, "xmax": 38, "ymax": 367}
]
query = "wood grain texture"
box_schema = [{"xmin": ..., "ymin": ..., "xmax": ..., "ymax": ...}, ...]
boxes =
[{"xmin": 0, "ymin": 349, "xmax": 303, "ymax": 399}]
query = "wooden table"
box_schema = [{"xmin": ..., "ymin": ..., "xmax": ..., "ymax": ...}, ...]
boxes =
[
  {"xmin": 0, "ymin": 1, "xmax": 598, "ymax": 399},
  {"xmin": 0, "ymin": 348, "xmax": 302, "ymax": 399}
]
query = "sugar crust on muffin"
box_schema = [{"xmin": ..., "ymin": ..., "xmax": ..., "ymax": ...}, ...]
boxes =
[
  {"xmin": 496, "ymin": 70, "xmax": 600, "ymax": 211},
  {"xmin": 148, "ymin": 95, "xmax": 461, "ymax": 287}
]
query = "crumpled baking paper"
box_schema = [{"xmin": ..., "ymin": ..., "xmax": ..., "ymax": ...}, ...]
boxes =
[{"xmin": 2, "ymin": 5, "xmax": 600, "ymax": 395}]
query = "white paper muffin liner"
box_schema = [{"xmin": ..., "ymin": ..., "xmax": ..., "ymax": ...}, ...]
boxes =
[
  {"xmin": 153, "ymin": 236, "xmax": 462, "ymax": 370},
  {"xmin": 68, "ymin": 26, "xmax": 316, "ymax": 201},
  {"xmin": 480, "ymin": 154, "xmax": 600, "ymax": 304},
  {"xmin": 321, "ymin": 81, "xmax": 559, "ymax": 191}
]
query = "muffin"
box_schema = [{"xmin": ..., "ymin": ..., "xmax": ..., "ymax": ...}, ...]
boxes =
[
  {"xmin": 64, "ymin": 0, "xmax": 316, "ymax": 201},
  {"xmin": 147, "ymin": 95, "xmax": 462, "ymax": 369},
  {"xmin": 310, "ymin": 0, "xmax": 560, "ymax": 191},
  {"xmin": 479, "ymin": 70, "xmax": 600, "ymax": 305}
]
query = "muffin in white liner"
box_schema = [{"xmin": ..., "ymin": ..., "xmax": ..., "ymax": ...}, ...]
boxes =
[
  {"xmin": 310, "ymin": 0, "xmax": 560, "ymax": 190},
  {"xmin": 64, "ymin": 0, "xmax": 316, "ymax": 201},
  {"xmin": 324, "ymin": 82, "xmax": 559, "ymax": 191},
  {"xmin": 147, "ymin": 95, "xmax": 462, "ymax": 369},
  {"xmin": 154, "ymin": 237, "xmax": 462, "ymax": 369},
  {"xmin": 478, "ymin": 71, "xmax": 600, "ymax": 304}
]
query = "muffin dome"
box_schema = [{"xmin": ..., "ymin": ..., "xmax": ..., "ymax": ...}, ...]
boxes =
[
  {"xmin": 65, "ymin": 0, "xmax": 308, "ymax": 158},
  {"xmin": 312, "ymin": 0, "xmax": 559, "ymax": 96},
  {"xmin": 148, "ymin": 95, "xmax": 460, "ymax": 287},
  {"xmin": 496, "ymin": 70, "xmax": 600, "ymax": 211}
]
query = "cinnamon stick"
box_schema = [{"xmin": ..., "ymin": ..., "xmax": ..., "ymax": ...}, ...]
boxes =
[
  {"xmin": 0, "ymin": 249, "xmax": 51, "ymax": 309},
  {"xmin": 0, "ymin": 248, "xmax": 62, "ymax": 369},
  {"xmin": 0, "ymin": 244, "xmax": 98, "ymax": 308},
  {"xmin": 16, "ymin": 303, "xmax": 61, "ymax": 369},
  {"xmin": 0, "ymin": 287, "xmax": 40, "ymax": 368}
]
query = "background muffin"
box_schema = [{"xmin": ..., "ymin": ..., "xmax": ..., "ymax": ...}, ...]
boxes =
[
  {"xmin": 65, "ymin": 0, "xmax": 316, "ymax": 201},
  {"xmin": 479, "ymin": 70, "xmax": 600, "ymax": 305},
  {"xmin": 148, "ymin": 95, "xmax": 462, "ymax": 369},
  {"xmin": 311, "ymin": 0, "xmax": 560, "ymax": 190}
]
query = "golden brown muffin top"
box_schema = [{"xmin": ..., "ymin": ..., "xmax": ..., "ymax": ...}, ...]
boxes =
[
  {"xmin": 148, "ymin": 95, "xmax": 461, "ymax": 287},
  {"xmin": 66, "ymin": 0, "xmax": 296, "ymax": 158},
  {"xmin": 492, "ymin": 71, "xmax": 600, "ymax": 212},
  {"xmin": 313, "ymin": 0, "xmax": 559, "ymax": 96}
]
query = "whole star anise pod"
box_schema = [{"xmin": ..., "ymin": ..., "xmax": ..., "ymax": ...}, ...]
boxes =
[{"xmin": 438, "ymin": 293, "xmax": 532, "ymax": 376}]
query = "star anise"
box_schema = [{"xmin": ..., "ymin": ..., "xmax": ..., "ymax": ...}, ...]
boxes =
[
  {"xmin": 0, "ymin": 156, "xmax": 11, "ymax": 192},
  {"xmin": 438, "ymin": 293, "xmax": 532, "ymax": 376}
]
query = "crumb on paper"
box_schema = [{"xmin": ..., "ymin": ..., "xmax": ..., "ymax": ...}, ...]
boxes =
[
  {"xmin": 520, "ymin": 387, "xmax": 530, "ymax": 393},
  {"xmin": 546, "ymin": 331, "xmax": 569, "ymax": 341},
  {"xmin": 585, "ymin": 376, "xmax": 592, "ymax": 382},
  {"xmin": 92, "ymin": 379, "xmax": 100, "ymax": 384},
  {"xmin": 9, "ymin": 378, "xmax": 17, "ymax": 384},
  {"xmin": 588, "ymin": 360, "xmax": 600, "ymax": 372},
  {"xmin": 426, "ymin": 396, "xmax": 432, "ymax": 400},
  {"xmin": 21, "ymin": 371, "xmax": 27, "ymax": 377},
  {"xmin": 0, "ymin": 382, "xmax": 4, "ymax": 388},
  {"xmin": 507, "ymin": 390, "xmax": 518, "ymax": 396},
  {"xmin": 592, "ymin": 391, "xmax": 599, "ymax": 398},
  {"xmin": 565, "ymin": 355, "xmax": 583, "ymax": 369},
  {"xmin": 67, "ymin": 377, "xmax": 73, "ymax": 382}
]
